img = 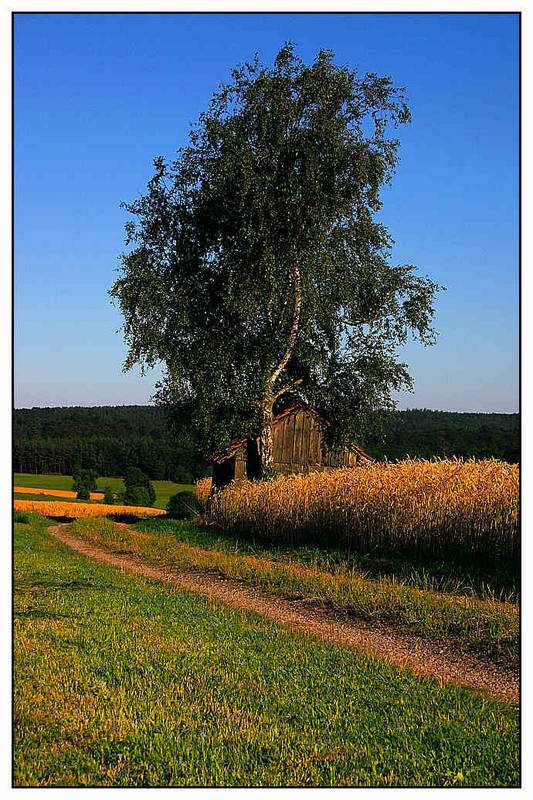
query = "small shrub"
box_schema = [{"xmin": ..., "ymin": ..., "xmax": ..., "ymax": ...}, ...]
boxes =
[
  {"xmin": 76, "ymin": 486, "xmax": 90, "ymax": 501},
  {"xmin": 123, "ymin": 486, "xmax": 151, "ymax": 507},
  {"xmin": 72, "ymin": 468, "xmax": 98, "ymax": 493},
  {"xmin": 166, "ymin": 491, "xmax": 199, "ymax": 519},
  {"xmin": 124, "ymin": 466, "xmax": 155, "ymax": 506},
  {"xmin": 14, "ymin": 511, "xmax": 30, "ymax": 524},
  {"xmin": 103, "ymin": 485, "xmax": 115, "ymax": 504}
]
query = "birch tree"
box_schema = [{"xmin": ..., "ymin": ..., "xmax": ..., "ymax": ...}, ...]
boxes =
[{"xmin": 111, "ymin": 44, "xmax": 442, "ymax": 473}]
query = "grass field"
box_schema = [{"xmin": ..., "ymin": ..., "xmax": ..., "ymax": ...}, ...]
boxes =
[
  {"xmin": 14, "ymin": 514, "xmax": 519, "ymax": 787},
  {"xmin": 14, "ymin": 473, "xmax": 194, "ymax": 509},
  {"xmin": 70, "ymin": 515, "xmax": 518, "ymax": 667}
]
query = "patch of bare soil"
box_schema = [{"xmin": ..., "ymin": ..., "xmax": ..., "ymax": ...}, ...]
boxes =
[{"xmin": 47, "ymin": 523, "xmax": 519, "ymax": 706}]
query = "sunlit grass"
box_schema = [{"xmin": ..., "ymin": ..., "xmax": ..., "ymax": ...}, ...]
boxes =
[
  {"xmin": 14, "ymin": 515, "xmax": 519, "ymax": 787},
  {"xmin": 70, "ymin": 516, "xmax": 519, "ymax": 666}
]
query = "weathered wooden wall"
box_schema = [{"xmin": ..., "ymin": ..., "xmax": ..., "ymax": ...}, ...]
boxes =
[{"xmin": 234, "ymin": 407, "xmax": 361, "ymax": 477}]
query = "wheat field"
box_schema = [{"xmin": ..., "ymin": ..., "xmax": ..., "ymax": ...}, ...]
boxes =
[
  {"xmin": 14, "ymin": 486, "xmax": 105, "ymax": 500},
  {"xmin": 14, "ymin": 499, "xmax": 166, "ymax": 518},
  {"xmin": 197, "ymin": 458, "xmax": 519, "ymax": 564}
]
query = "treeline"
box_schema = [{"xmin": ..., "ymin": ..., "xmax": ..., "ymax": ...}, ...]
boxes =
[
  {"xmin": 366, "ymin": 409, "xmax": 520, "ymax": 463},
  {"xmin": 13, "ymin": 405, "xmax": 520, "ymax": 479},
  {"xmin": 13, "ymin": 406, "xmax": 208, "ymax": 481}
]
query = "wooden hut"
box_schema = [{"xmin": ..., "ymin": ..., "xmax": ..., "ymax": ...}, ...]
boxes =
[{"xmin": 212, "ymin": 404, "xmax": 373, "ymax": 488}]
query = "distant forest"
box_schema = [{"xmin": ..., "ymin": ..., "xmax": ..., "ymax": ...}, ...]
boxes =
[{"xmin": 13, "ymin": 405, "xmax": 519, "ymax": 480}]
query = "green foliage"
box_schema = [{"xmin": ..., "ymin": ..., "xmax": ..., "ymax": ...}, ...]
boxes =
[
  {"xmin": 124, "ymin": 466, "xmax": 147, "ymax": 489},
  {"xmin": 13, "ymin": 407, "xmax": 520, "ymax": 473},
  {"xmin": 76, "ymin": 486, "xmax": 90, "ymax": 501},
  {"xmin": 170, "ymin": 464, "xmax": 194, "ymax": 484},
  {"xmin": 103, "ymin": 485, "xmax": 115, "ymax": 504},
  {"xmin": 261, "ymin": 466, "xmax": 282, "ymax": 482},
  {"xmin": 14, "ymin": 519, "xmax": 519, "ymax": 786},
  {"xmin": 72, "ymin": 467, "xmax": 98, "ymax": 499},
  {"xmin": 166, "ymin": 491, "xmax": 199, "ymax": 519},
  {"xmin": 111, "ymin": 43, "xmax": 442, "ymax": 457},
  {"xmin": 365, "ymin": 409, "xmax": 521, "ymax": 463},
  {"xmin": 124, "ymin": 466, "xmax": 156, "ymax": 506},
  {"xmin": 13, "ymin": 511, "xmax": 30, "ymax": 524},
  {"xmin": 123, "ymin": 486, "xmax": 151, "ymax": 508},
  {"xmin": 13, "ymin": 405, "xmax": 210, "ymax": 480}
]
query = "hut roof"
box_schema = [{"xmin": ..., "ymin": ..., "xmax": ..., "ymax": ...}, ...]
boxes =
[{"xmin": 212, "ymin": 403, "xmax": 374, "ymax": 463}]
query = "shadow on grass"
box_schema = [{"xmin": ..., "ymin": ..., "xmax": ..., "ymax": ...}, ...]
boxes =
[
  {"xmin": 107, "ymin": 513, "xmax": 143, "ymax": 524},
  {"xmin": 15, "ymin": 577, "xmax": 113, "ymax": 592},
  {"xmin": 14, "ymin": 608, "xmax": 73, "ymax": 620}
]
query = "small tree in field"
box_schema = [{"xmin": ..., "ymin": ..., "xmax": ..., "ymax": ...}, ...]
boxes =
[
  {"xmin": 123, "ymin": 466, "xmax": 156, "ymax": 507},
  {"xmin": 72, "ymin": 468, "xmax": 98, "ymax": 499},
  {"xmin": 103, "ymin": 485, "xmax": 115, "ymax": 504},
  {"xmin": 111, "ymin": 44, "xmax": 442, "ymax": 473}
]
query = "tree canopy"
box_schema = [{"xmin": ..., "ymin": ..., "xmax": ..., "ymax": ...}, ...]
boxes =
[{"xmin": 111, "ymin": 44, "xmax": 443, "ymax": 468}]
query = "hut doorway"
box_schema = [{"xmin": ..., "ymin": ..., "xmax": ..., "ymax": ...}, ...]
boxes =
[
  {"xmin": 212, "ymin": 455, "xmax": 236, "ymax": 490},
  {"xmin": 245, "ymin": 437, "xmax": 262, "ymax": 480}
]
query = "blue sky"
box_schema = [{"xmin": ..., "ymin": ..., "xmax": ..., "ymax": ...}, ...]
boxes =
[{"xmin": 14, "ymin": 12, "xmax": 519, "ymax": 412}]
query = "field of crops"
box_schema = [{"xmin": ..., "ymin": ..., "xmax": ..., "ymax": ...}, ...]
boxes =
[
  {"xmin": 14, "ymin": 499, "xmax": 166, "ymax": 518},
  {"xmin": 14, "ymin": 473, "xmax": 195, "ymax": 509},
  {"xmin": 197, "ymin": 458, "xmax": 519, "ymax": 565},
  {"xmin": 14, "ymin": 486, "xmax": 105, "ymax": 500}
]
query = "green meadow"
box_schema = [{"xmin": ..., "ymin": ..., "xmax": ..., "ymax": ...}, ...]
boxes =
[
  {"xmin": 13, "ymin": 473, "xmax": 194, "ymax": 509},
  {"xmin": 14, "ymin": 514, "xmax": 519, "ymax": 787}
]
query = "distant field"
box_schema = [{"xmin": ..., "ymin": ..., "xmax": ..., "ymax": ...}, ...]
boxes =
[
  {"xmin": 14, "ymin": 486, "xmax": 105, "ymax": 500},
  {"xmin": 14, "ymin": 492, "xmax": 103, "ymax": 506},
  {"xmin": 14, "ymin": 474, "xmax": 194, "ymax": 510},
  {"xmin": 14, "ymin": 499, "xmax": 165, "ymax": 519},
  {"xmin": 14, "ymin": 515, "xmax": 519, "ymax": 787}
]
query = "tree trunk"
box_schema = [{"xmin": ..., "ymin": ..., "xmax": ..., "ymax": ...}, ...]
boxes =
[
  {"xmin": 259, "ymin": 395, "xmax": 274, "ymax": 474},
  {"xmin": 258, "ymin": 260, "xmax": 302, "ymax": 477}
]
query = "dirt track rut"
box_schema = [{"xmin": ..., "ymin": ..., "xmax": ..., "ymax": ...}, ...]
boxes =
[{"xmin": 47, "ymin": 523, "xmax": 519, "ymax": 706}]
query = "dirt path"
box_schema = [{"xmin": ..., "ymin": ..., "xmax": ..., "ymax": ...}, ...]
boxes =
[{"xmin": 47, "ymin": 523, "xmax": 519, "ymax": 706}]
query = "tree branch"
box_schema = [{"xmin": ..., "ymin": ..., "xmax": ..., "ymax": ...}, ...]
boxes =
[{"xmin": 273, "ymin": 378, "xmax": 303, "ymax": 401}]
